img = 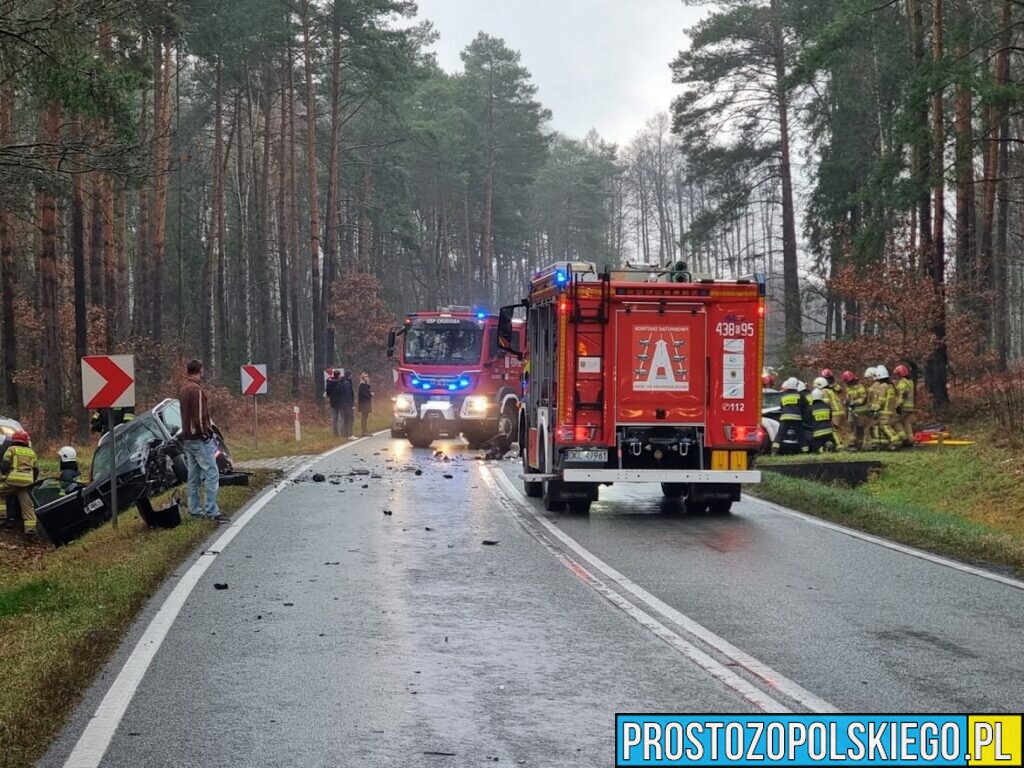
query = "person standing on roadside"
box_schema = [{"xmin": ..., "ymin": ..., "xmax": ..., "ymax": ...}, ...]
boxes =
[
  {"xmin": 340, "ymin": 369, "xmax": 356, "ymax": 439},
  {"xmin": 358, "ymin": 372, "xmax": 373, "ymax": 437},
  {"xmin": 179, "ymin": 359, "xmax": 226, "ymax": 522},
  {"xmin": 325, "ymin": 369, "xmax": 345, "ymax": 438}
]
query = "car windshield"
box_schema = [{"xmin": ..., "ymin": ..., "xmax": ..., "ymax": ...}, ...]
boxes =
[
  {"xmin": 403, "ymin": 319, "xmax": 484, "ymax": 365},
  {"xmin": 91, "ymin": 418, "xmax": 166, "ymax": 482},
  {"xmin": 762, "ymin": 389, "xmax": 782, "ymax": 411}
]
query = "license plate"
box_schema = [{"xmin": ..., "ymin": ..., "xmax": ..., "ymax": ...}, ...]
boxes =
[
  {"xmin": 429, "ymin": 395, "xmax": 451, "ymax": 402},
  {"xmin": 565, "ymin": 449, "xmax": 608, "ymax": 464},
  {"xmin": 86, "ymin": 497, "xmax": 104, "ymax": 513},
  {"xmin": 427, "ymin": 411, "xmax": 442, "ymax": 419}
]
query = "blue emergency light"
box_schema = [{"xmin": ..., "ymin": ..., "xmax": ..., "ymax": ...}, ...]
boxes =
[{"xmin": 554, "ymin": 269, "xmax": 569, "ymax": 286}]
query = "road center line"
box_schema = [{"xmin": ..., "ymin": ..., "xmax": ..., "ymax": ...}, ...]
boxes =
[
  {"xmin": 744, "ymin": 494, "xmax": 1024, "ymax": 593},
  {"xmin": 481, "ymin": 465, "xmax": 839, "ymax": 715},
  {"xmin": 63, "ymin": 433, "xmax": 383, "ymax": 768}
]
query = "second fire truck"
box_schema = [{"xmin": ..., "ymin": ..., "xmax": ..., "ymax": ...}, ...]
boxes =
[{"xmin": 498, "ymin": 261, "xmax": 764, "ymax": 514}]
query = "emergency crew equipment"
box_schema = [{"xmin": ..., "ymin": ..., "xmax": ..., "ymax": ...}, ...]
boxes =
[{"xmin": 499, "ymin": 261, "xmax": 764, "ymax": 514}]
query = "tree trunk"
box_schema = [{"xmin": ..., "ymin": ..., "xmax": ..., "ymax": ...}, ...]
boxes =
[
  {"xmin": 100, "ymin": 22, "xmax": 116, "ymax": 350},
  {"xmin": 150, "ymin": 35, "xmax": 173, "ymax": 345},
  {"xmin": 770, "ymin": 0, "xmax": 802, "ymax": 359},
  {"xmin": 287, "ymin": 35, "xmax": 301, "ymax": 394},
  {"xmin": 277, "ymin": 65, "xmax": 291, "ymax": 374},
  {"xmin": 135, "ymin": 33, "xmax": 151, "ymax": 337},
  {"xmin": 302, "ymin": 0, "xmax": 324, "ymax": 401},
  {"xmin": 953, "ymin": 0, "xmax": 975, "ymax": 311},
  {"xmin": 993, "ymin": 0, "xmax": 1012, "ymax": 369},
  {"xmin": 38, "ymin": 98, "xmax": 63, "ymax": 437},
  {"xmin": 927, "ymin": 0, "xmax": 950, "ymax": 407},
  {"xmin": 324, "ymin": 2, "xmax": 342, "ymax": 365},
  {"xmin": 202, "ymin": 59, "xmax": 224, "ymax": 367},
  {"xmin": 359, "ymin": 168, "xmax": 372, "ymax": 268},
  {"xmin": 256, "ymin": 73, "xmax": 274, "ymax": 365},
  {"xmin": 0, "ymin": 84, "xmax": 16, "ymax": 411},
  {"xmin": 71, "ymin": 118, "xmax": 88, "ymax": 400},
  {"xmin": 908, "ymin": 0, "xmax": 933, "ymax": 255}
]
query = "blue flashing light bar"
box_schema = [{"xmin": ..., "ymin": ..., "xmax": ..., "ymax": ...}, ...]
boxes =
[{"xmin": 554, "ymin": 269, "xmax": 569, "ymax": 286}]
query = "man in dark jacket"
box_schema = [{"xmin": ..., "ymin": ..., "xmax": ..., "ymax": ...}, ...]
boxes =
[
  {"xmin": 178, "ymin": 359, "xmax": 226, "ymax": 522},
  {"xmin": 339, "ymin": 370, "xmax": 356, "ymax": 439},
  {"xmin": 325, "ymin": 369, "xmax": 345, "ymax": 437}
]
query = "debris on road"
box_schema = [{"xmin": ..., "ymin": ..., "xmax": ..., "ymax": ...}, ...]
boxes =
[
  {"xmin": 482, "ymin": 540, "xmax": 499, "ymax": 546},
  {"xmin": 383, "ymin": 510, "xmax": 393, "ymax": 516},
  {"xmin": 213, "ymin": 583, "xmax": 229, "ymax": 590},
  {"xmin": 311, "ymin": 473, "xmax": 326, "ymax": 483}
]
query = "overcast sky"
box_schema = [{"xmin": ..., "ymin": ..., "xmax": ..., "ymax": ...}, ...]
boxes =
[{"xmin": 411, "ymin": 0, "xmax": 709, "ymax": 146}]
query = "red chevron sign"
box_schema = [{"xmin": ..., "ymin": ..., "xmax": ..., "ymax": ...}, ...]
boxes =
[
  {"xmin": 241, "ymin": 364, "xmax": 268, "ymax": 397},
  {"xmin": 82, "ymin": 355, "xmax": 135, "ymax": 409}
]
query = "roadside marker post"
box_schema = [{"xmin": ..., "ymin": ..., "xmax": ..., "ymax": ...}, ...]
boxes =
[
  {"xmin": 240, "ymin": 364, "xmax": 268, "ymax": 451},
  {"xmin": 294, "ymin": 405, "xmax": 301, "ymax": 442},
  {"xmin": 82, "ymin": 355, "xmax": 135, "ymax": 529}
]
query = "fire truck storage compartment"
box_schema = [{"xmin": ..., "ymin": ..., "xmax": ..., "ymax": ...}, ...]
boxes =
[{"xmin": 613, "ymin": 305, "xmax": 707, "ymax": 425}]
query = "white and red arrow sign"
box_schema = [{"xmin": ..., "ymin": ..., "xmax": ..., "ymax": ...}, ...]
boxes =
[
  {"xmin": 82, "ymin": 355, "xmax": 135, "ymax": 409},
  {"xmin": 241, "ymin": 364, "xmax": 268, "ymax": 397}
]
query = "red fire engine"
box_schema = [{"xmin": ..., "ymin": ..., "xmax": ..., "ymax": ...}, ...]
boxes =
[
  {"xmin": 388, "ymin": 307, "xmax": 524, "ymax": 449},
  {"xmin": 498, "ymin": 261, "xmax": 764, "ymax": 514}
]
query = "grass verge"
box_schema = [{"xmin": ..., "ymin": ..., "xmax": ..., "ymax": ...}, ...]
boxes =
[
  {"xmin": 0, "ymin": 471, "xmax": 275, "ymax": 768},
  {"xmin": 751, "ymin": 438, "xmax": 1024, "ymax": 578}
]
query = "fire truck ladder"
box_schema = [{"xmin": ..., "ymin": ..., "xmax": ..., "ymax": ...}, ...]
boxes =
[{"xmin": 570, "ymin": 271, "xmax": 610, "ymax": 417}]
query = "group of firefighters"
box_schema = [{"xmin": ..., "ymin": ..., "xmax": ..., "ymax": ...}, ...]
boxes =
[
  {"xmin": 766, "ymin": 365, "xmax": 916, "ymax": 455},
  {"xmin": 0, "ymin": 433, "xmax": 82, "ymax": 536}
]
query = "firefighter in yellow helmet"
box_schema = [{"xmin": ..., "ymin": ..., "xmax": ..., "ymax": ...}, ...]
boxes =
[
  {"xmin": 842, "ymin": 371, "xmax": 869, "ymax": 451},
  {"xmin": 893, "ymin": 364, "xmax": 916, "ymax": 448},
  {"xmin": 868, "ymin": 365, "xmax": 900, "ymax": 451},
  {"xmin": 0, "ymin": 430, "xmax": 39, "ymax": 534}
]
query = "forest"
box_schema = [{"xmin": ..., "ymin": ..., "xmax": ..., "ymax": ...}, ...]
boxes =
[{"xmin": 1, "ymin": 0, "xmax": 1023, "ymax": 437}]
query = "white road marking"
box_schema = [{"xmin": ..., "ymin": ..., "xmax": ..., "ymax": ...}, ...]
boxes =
[
  {"xmin": 64, "ymin": 433, "xmax": 384, "ymax": 768},
  {"xmin": 481, "ymin": 465, "xmax": 839, "ymax": 714},
  {"xmin": 744, "ymin": 494, "xmax": 1024, "ymax": 592}
]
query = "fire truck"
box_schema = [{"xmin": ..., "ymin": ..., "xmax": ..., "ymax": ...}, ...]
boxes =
[
  {"xmin": 387, "ymin": 307, "xmax": 524, "ymax": 449},
  {"xmin": 497, "ymin": 261, "xmax": 764, "ymax": 514}
]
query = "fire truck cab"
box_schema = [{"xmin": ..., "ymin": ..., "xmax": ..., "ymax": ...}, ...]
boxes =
[
  {"xmin": 388, "ymin": 308, "xmax": 524, "ymax": 449},
  {"xmin": 498, "ymin": 262, "xmax": 764, "ymax": 514}
]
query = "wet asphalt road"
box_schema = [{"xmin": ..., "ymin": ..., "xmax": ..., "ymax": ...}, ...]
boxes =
[{"xmin": 42, "ymin": 435, "xmax": 1024, "ymax": 767}]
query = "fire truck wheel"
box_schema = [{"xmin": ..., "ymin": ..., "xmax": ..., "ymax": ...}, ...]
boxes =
[
  {"xmin": 406, "ymin": 425, "xmax": 434, "ymax": 450},
  {"xmin": 543, "ymin": 479, "xmax": 566, "ymax": 512},
  {"xmin": 684, "ymin": 499, "xmax": 709, "ymax": 515},
  {"xmin": 661, "ymin": 483, "xmax": 686, "ymax": 499},
  {"xmin": 523, "ymin": 451, "xmax": 543, "ymax": 498},
  {"xmin": 710, "ymin": 501, "xmax": 733, "ymax": 515},
  {"xmin": 498, "ymin": 404, "xmax": 518, "ymax": 442}
]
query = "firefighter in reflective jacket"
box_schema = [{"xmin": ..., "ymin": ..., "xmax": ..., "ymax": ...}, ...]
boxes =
[
  {"xmin": 772, "ymin": 377, "xmax": 811, "ymax": 455},
  {"xmin": 843, "ymin": 371, "xmax": 870, "ymax": 451},
  {"xmin": 869, "ymin": 365, "xmax": 900, "ymax": 451},
  {"xmin": 0, "ymin": 430, "xmax": 38, "ymax": 533},
  {"xmin": 814, "ymin": 376, "xmax": 845, "ymax": 447},
  {"xmin": 809, "ymin": 389, "xmax": 838, "ymax": 453},
  {"xmin": 893, "ymin": 364, "xmax": 915, "ymax": 447}
]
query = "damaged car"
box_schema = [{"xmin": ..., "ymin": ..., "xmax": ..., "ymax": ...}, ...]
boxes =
[{"xmin": 35, "ymin": 398, "xmax": 248, "ymax": 546}]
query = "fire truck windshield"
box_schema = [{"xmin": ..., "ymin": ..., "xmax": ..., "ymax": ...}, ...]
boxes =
[{"xmin": 403, "ymin": 319, "xmax": 484, "ymax": 365}]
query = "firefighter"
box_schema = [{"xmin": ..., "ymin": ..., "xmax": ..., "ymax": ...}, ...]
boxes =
[
  {"xmin": 821, "ymin": 368, "xmax": 841, "ymax": 399},
  {"xmin": 772, "ymin": 377, "xmax": 811, "ymax": 455},
  {"xmin": 814, "ymin": 375, "xmax": 845, "ymax": 447},
  {"xmin": 762, "ymin": 373, "xmax": 776, "ymax": 389},
  {"xmin": 809, "ymin": 389, "xmax": 838, "ymax": 453},
  {"xmin": 843, "ymin": 370, "xmax": 870, "ymax": 451},
  {"xmin": 0, "ymin": 430, "xmax": 38, "ymax": 534},
  {"xmin": 58, "ymin": 445, "xmax": 82, "ymax": 493},
  {"xmin": 869, "ymin": 365, "xmax": 900, "ymax": 451},
  {"xmin": 893, "ymin": 364, "xmax": 916, "ymax": 447},
  {"xmin": 90, "ymin": 407, "xmax": 135, "ymax": 435}
]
